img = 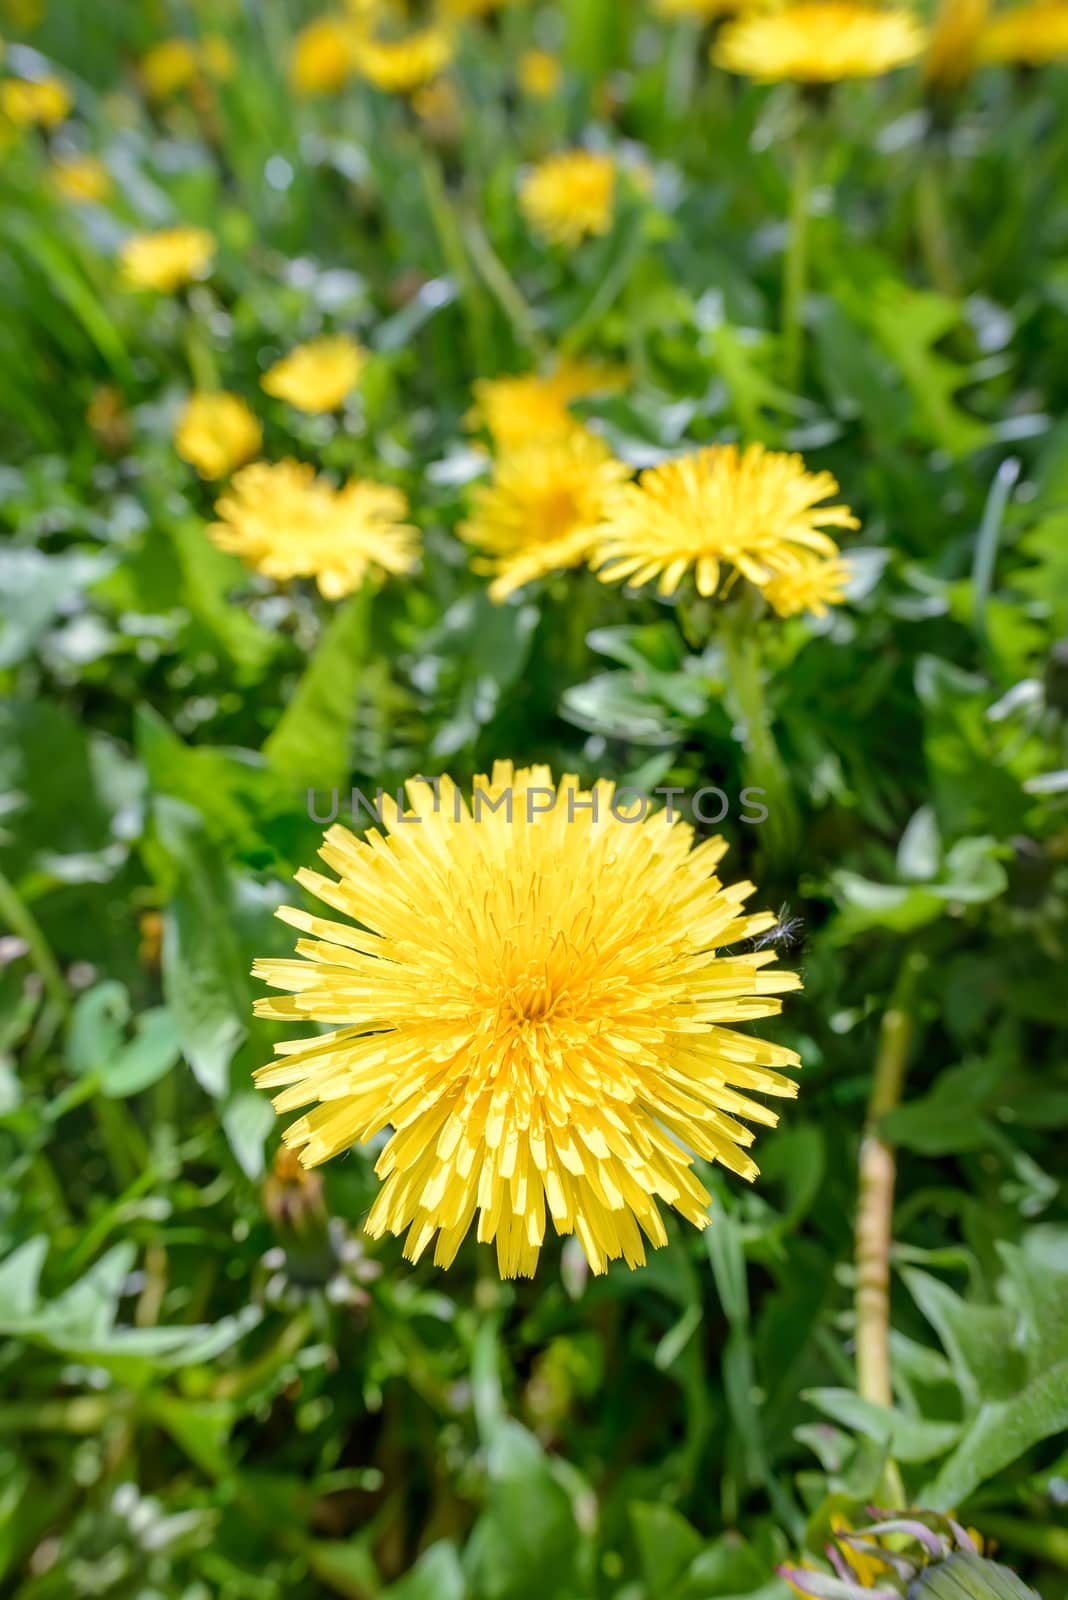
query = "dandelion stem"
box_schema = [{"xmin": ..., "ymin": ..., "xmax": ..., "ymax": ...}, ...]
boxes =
[
  {"xmin": 782, "ymin": 137, "xmax": 812, "ymax": 391},
  {"xmin": 418, "ymin": 149, "xmax": 494, "ymax": 376},
  {"xmin": 461, "ymin": 213, "xmax": 547, "ymax": 360},
  {"xmin": 721, "ymin": 613, "xmax": 799, "ymax": 865},
  {"xmin": 855, "ymin": 952, "xmax": 927, "ymax": 1491},
  {"xmin": 183, "ymin": 317, "xmax": 219, "ymax": 392},
  {"xmin": 0, "ymin": 866, "xmax": 69, "ymax": 1023},
  {"xmin": 915, "ymin": 158, "xmax": 959, "ymax": 298}
]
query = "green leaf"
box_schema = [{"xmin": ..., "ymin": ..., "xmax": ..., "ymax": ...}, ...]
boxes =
[
  {"xmin": 67, "ymin": 981, "xmax": 130, "ymax": 1077},
  {"xmin": 902, "ymin": 1268, "xmax": 1024, "ymax": 1407},
  {"xmin": 265, "ymin": 586, "xmax": 372, "ymax": 789},
  {"xmin": 631, "ymin": 1501, "xmax": 704, "ymax": 1594},
  {"xmin": 923, "ymin": 1359, "xmax": 1068, "ymax": 1509},
  {"xmin": 222, "ymin": 1091, "xmax": 276, "ymax": 1181},
  {"xmin": 383, "ymin": 1543, "xmax": 464, "ymax": 1600},
  {"xmin": 101, "ymin": 1007, "xmax": 181, "ymax": 1098},
  {"xmin": 146, "ymin": 1394, "xmax": 235, "ymax": 1481},
  {"xmin": 156, "ymin": 798, "xmax": 249, "ymax": 1099},
  {"xmin": 306, "ymin": 1539, "xmax": 379, "ymax": 1599},
  {"xmin": 464, "ymin": 1421, "xmax": 584, "ymax": 1600},
  {"xmin": 802, "ymin": 1388, "xmax": 961, "ymax": 1463}
]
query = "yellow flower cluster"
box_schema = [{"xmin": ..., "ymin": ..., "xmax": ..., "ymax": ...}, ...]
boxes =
[
  {"xmin": 289, "ymin": 12, "xmax": 454, "ymax": 97},
  {"xmin": 210, "ymin": 459, "xmax": 419, "ymax": 600},
  {"xmin": 1, "ymin": 73, "xmax": 71, "ymax": 127},
  {"xmin": 140, "ymin": 34, "xmax": 234, "ymax": 100},
  {"xmin": 460, "ymin": 360, "xmax": 856, "ymax": 616}
]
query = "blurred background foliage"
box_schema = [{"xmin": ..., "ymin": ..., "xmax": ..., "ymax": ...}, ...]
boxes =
[{"xmin": 0, "ymin": 0, "xmax": 1067, "ymax": 1595}]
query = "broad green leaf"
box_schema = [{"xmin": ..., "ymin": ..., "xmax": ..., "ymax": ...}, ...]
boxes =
[
  {"xmin": 265, "ymin": 585, "xmax": 372, "ymax": 789},
  {"xmin": 923, "ymin": 1360, "xmax": 1068, "ymax": 1509},
  {"xmin": 156, "ymin": 798, "xmax": 248, "ymax": 1099},
  {"xmin": 631, "ymin": 1502, "xmax": 703, "ymax": 1594},
  {"xmin": 383, "ymin": 1542, "xmax": 465, "ymax": 1600},
  {"xmin": 802, "ymin": 1388, "xmax": 961, "ymax": 1463}
]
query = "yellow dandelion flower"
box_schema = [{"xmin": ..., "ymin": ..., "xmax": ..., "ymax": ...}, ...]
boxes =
[
  {"xmin": 925, "ymin": 0, "xmax": 990, "ymax": 87},
  {"xmin": 759, "ymin": 553, "xmax": 852, "ymax": 617},
  {"xmin": 594, "ymin": 443, "xmax": 859, "ymax": 599},
  {"xmin": 252, "ymin": 764, "xmax": 801, "ymax": 1277},
  {"xmin": 119, "ymin": 226, "xmax": 216, "ymax": 293},
  {"xmin": 290, "ymin": 16, "xmax": 357, "ymax": 94},
  {"xmin": 979, "ymin": 0, "xmax": 1068, "ymax": 62},
  {"xmin": 411, "ymin": 74, "xmax": 461, "ymax": 133},
  {"xmin": 519, "ymin": 149, "xmax": 617, "ymax": 248},
  {"xmin": 459, "ymin": 428, "xmax": 631, "ymax": 602},
  {"xmin": 52, "ymin": 153, "xmax": 112, "ymax": 203},
  {"xmin": 210, "ymin": 459, "xmax": 419, "ymax": 600},
  {"xmin": 517, "ymin": 48, "xmax": 562, "ymax": 96},
  {"xmin": 200, "ymin": 33, "xmax": 236, "ymax": 81},
  {"xmin": 261, "ymin": 334, "xmax": 366, "ymax": 414},
  {"xmin": 351, "ymin": 26, "xmax": 454, "ymax": 94},
  {"xmin": 468, "ymin": 358, "xmax": 630, "ymax": 449},
  {"xmin": 714, "ymin": 1, "xmax": 926, "ymax": 80},
  {"xmin": 140, "ymin": 37, "xmax": 200, "ymax": 99},
  {"xmin": 174, "ymin": 392, "xmax": 263, "ymax": 481},
  {"xmin": 1, "ymin": 74, "xmax": 71, "ymax": 127}
]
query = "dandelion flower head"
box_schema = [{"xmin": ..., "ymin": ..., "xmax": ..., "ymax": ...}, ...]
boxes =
[
  {"xmin": 261, "ymin": 334, "xmax": 367, "ymax": 414},
  {"xmin": 468, "ymin": 358, "xmax": 629, "ymax": 450},
  {"xmin": 979, "ymin": 0, "xmax": 1068, "ymax": 63},
  {"xmin": 253, "ymin": 764, "xmax": 801, "ymax": 1278},
  {"xmin": 119, "ymin": 226, "xmax": 216, "ymax": 293},
  {"xmin": 174, "ymin": 392, "xmax": 263, "ymax": 481},
  {"xmin": 714, "ymin": 1, "xmax": 926, "ymax": 80},
  {"xmin": 210, "ymin": 459, "xmax": 418, "ymax": 600},
  {"xmin": 52, "ymin": 154, "xmax": 112, "ymax": 203},
  {"xmin": 459, "ymin": 427, "xmax": 631, "ymax": 601},
  {"xmin": 519, "ymin": 149, "xmax": 617, "ymax": 247},
  {"xmin": 351, "ymin": 26, "xmax": 454, "ymax": 93},
  {"xmin": 1, "ymin": 74, "xmax": 72, "ymax": 127},
  {"xmin": 595, "ymin": 442, "xmax": 858, "ymax": 599}
]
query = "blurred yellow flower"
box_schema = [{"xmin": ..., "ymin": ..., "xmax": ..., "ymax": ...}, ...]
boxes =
[
  {"xmin": 261, "ymin": 334, "xmax": 367, "ymax": 414},
  {"xmin": 517, "ymin": 48, "xmax": 562, "ymax": 96},
  {"xmin": 119, "ymin": 226, "xmax": 216, "ymax": 293},
  {"xmin": 925, "ymin": 0, "xmax": 990, "ymax": 87},
  {"xmin": 759, "ymin": 554, "xmax": 851, "ymax": 617},
  {"xmin": 468, "ymin": 359, "xmax": 630, "ymax": 449},
  {"xmin": 200, "ymin": 32, "xmax": 236, "ymax": 81},
  {"xmin": 439, "ymin": 0, "xmax": 509, "ymax": 14},
  {"xmin": 52, "ymin": 153, "xmax": 112, "ymax": 203},
  {"xmin": 519, "ymin": 149, "xmax": 617, "ymax": 247},
  {"xmin": 1, "ymin": 74, "xmax": 71, "ymax": 127},
  {"xmin": 211, "ymin": 459, "xmax": 419, "ymax": 599},
  {"xmin": 714, "ymin": 1, "xmax": 926, "ymax": 79},
  {"xmin": 175, "ymin": 392, "xmax": 263, "ymax": 480},
  {"xmin": 459, "ymin": 427, "xmax": 631, "ymax": 601},
  {"xmin": 594, "ymin": 443, "xmax": 858, "ymax": 598},
  {"xmin": 411, "ymin": 74, "xmax": 461, "ymax": 134},
  {"xmin": 140, "ymin": 37, "xmax": 200, "ymax": 99},
  {"xmin": 351, "ymin": 26, "xmax": 454, "ymax": 93},
  {"xmin": 980, "ymin": 0, "xmax": 1068, "ymax": 62},
  {"xmin": 252, "ymin": 762, "xmax": 801, "ymax": 1277},
  {"xmin": 290, "ymin": 15, "xmax": 357, "ymax": 94}
]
